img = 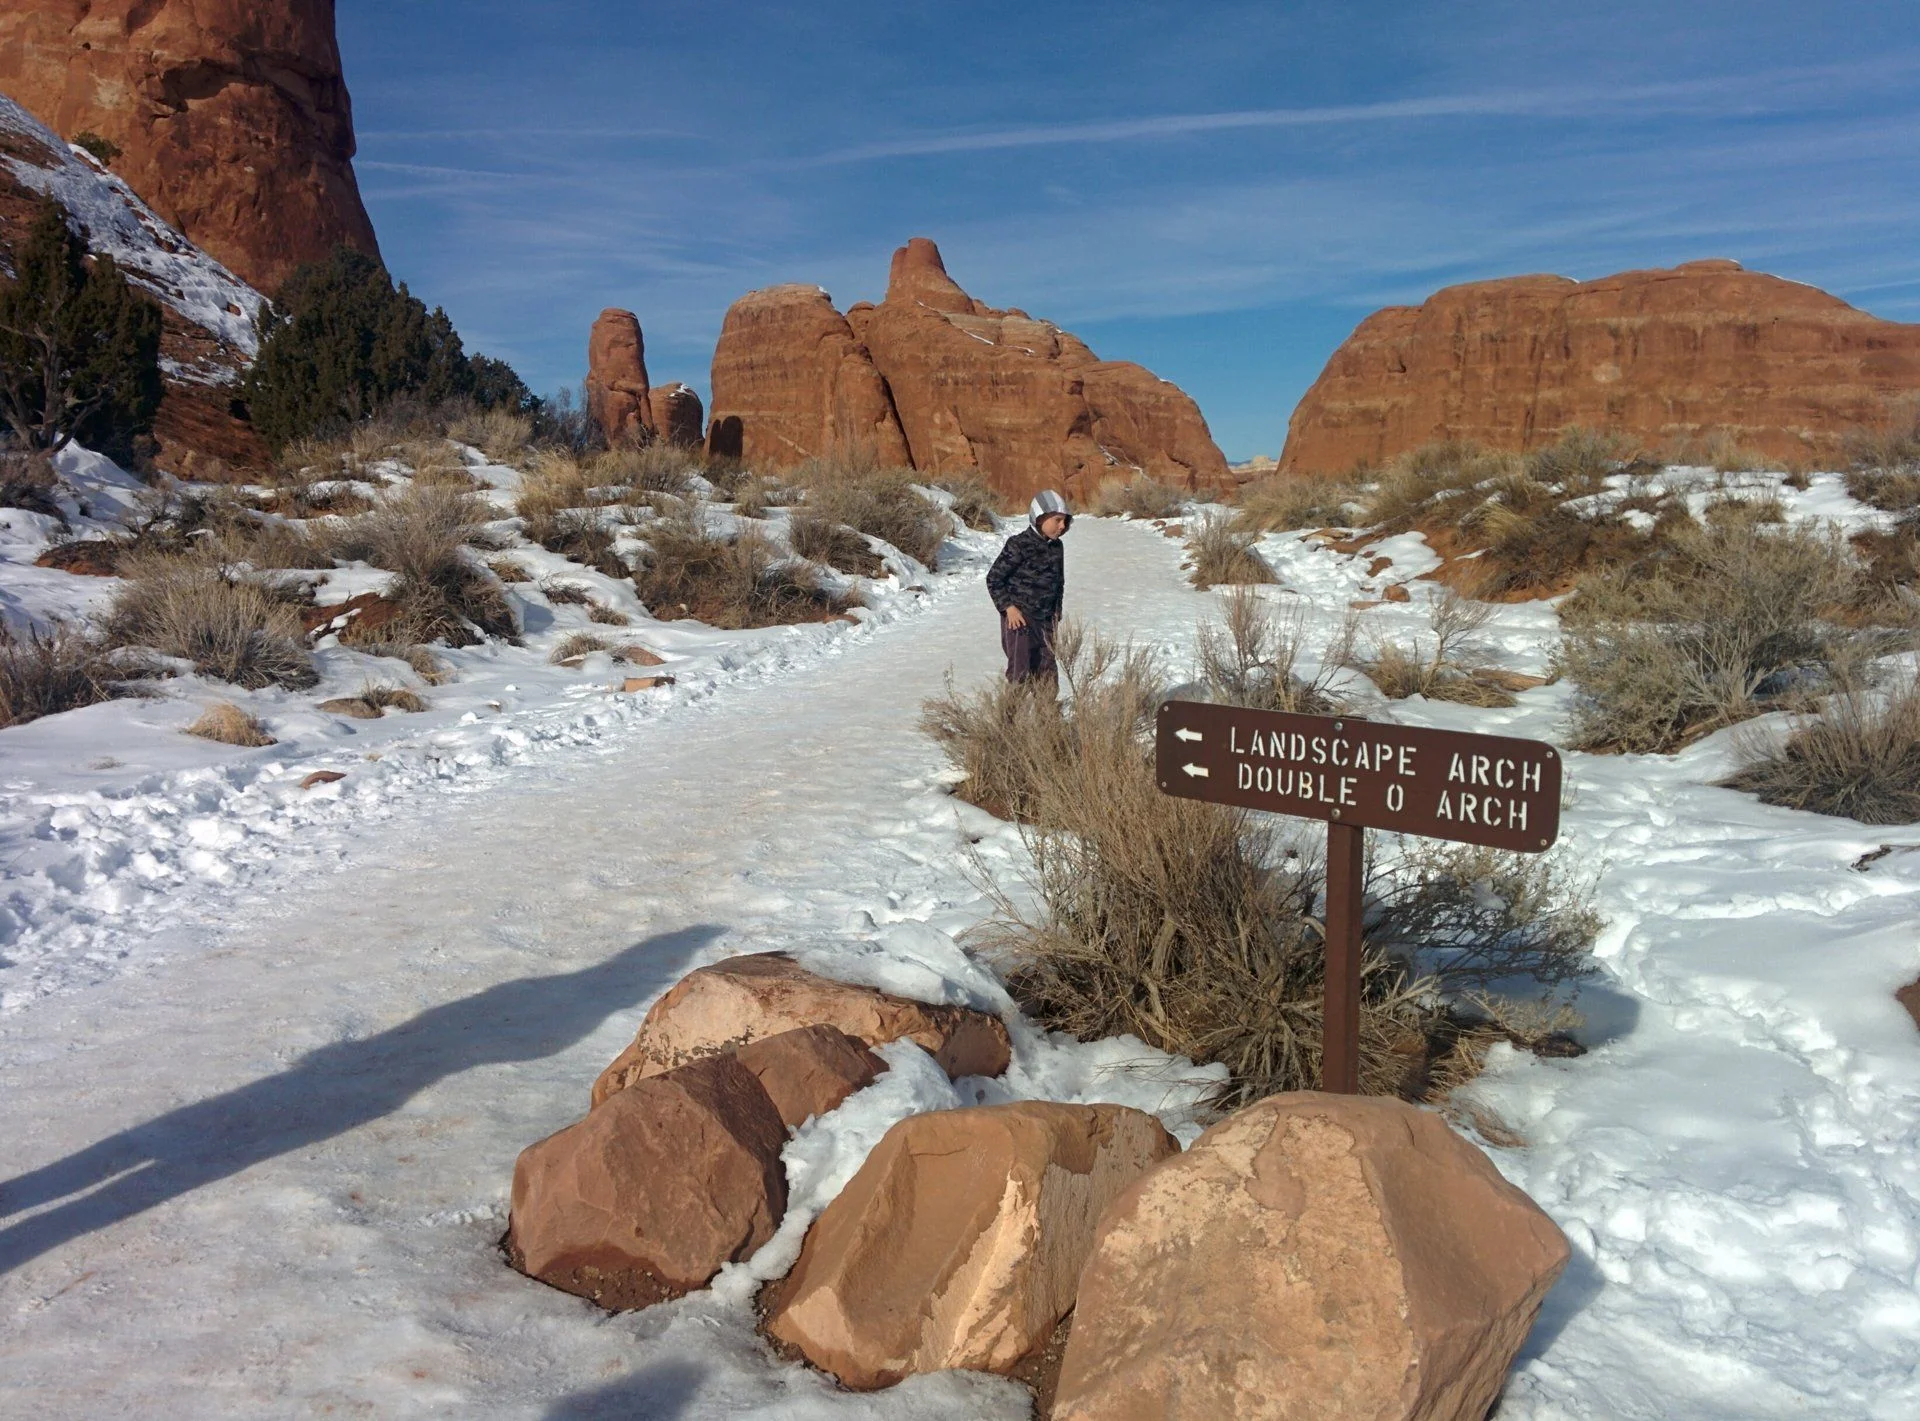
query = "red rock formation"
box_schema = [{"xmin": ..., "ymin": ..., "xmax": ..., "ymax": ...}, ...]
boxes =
[
  {"xmin": 585, "ymin": 309, "xmax": 654, "ymax": 443},
  {"xmin": 0, "ymin": 0, "xmax": 379, "ymax": 295},
  {"xmin": 648, "ymin": 382, "xmax": 704, "ymax": 448},
  {"xmin": 707, "ymin": 240, "xmax": 1232, "ymax": 504},
  {"xmin": 1280, "ymin": 260, "xmax": 1920, "ymax": 475},
  {"xmin": 706, "ymin": 285, "xmax": 912, "ymax": 468}
]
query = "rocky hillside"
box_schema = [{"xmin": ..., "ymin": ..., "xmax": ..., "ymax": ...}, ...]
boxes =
[
  {"xmin": 0, "ymin": 0, "xmax": 378, "ymax": 295},
  {"xmin": 1280, "ymin": 260, "xmax": 1920, "ymax": 475},
  {"xmin": 0, "ymin": 92, "xmax": 267, "ymax": 474},
  {"xmin": 709, "ymin": 238, "xmax": 1232, "ymax": 504}
]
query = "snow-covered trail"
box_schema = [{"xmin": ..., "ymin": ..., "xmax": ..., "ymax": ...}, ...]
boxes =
[{"xmin": 0, "ymin": 518, "xmax": 1209, "ymax": 1419}]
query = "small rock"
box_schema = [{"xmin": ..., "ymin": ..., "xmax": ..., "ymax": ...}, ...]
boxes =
[
  {"xmin": 301, "ymin": 592, "xmax": 405, "ymax": 642},
  {"xmin": 506, "ymin": 1054, "xmax": 787, "ymax": 1310},
  {"xmin": 299, "ymin": 770, "xmax": 346, "ymax": 789},
  {"xmin": 732, "ymin": 1024, "xmax": 887, "ymax": 1129},
  {"xmin": 318, "ymin": 697, "xmax": 381, "ymax": 719},
  {"xmin": 35, "ymin": 540, "xmax": 120, "ymax": 577},
  {"xmin": 1382, "ymin": 583, "xmax": 1411, "ymax": 603},
  {"xmin": 619, "ymin": 646, "xmax": 666, "ymax": 667},
  {"xmin": 620, "ymin": 675, "xmax": 675, "ymax": 692},
  {"xmin": 763, "ymin": 1102, "xmax": 1178, "ymax": 1389},
  {"xmin": 1471, "ymin": 668, "xmax": 1551, "ymax": 693},
  {"xmin": 1053, "ymin": 1092, "xmax": 1570, "ymax": 1421},
  {"xmin": 1897, "ymin": 976, "xmax": 1920, "ymax": 1033},
  {"xmin": 591, "ymin": 953, "xmax": 1010, "ymax": 1108}
]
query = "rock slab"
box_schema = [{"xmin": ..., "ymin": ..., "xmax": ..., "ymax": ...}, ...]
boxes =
[
  {"xmin": 1053, "ymin": 1092, "xmax": 1570, "ymax": 1421},
  {"xmin": 507, "ymin": 1053, "xmax": 787, "ymax": 1310},
  {"xmin": 1279, "ymin": 260, "xmax": 1920, "ymax": 475},
  {"xmin": 649, "ymin": 382, "xmax": 706, "ymax": 448},
  {"xmin": 764, "ymin": 1101, "xmax": 1179, "ymax": 1389},
  {"xmin": 590, "ymin": 953, "xmax": 1010, "ymax": 1107},
  {"xmin": 732, "ymin": 1024, "xmax": 888, "ymax": 1129}
]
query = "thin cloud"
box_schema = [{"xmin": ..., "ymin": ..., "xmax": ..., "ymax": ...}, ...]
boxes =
[{"xmin": 801, "ymin": 58, "xmax": 1920, "ymax": 166}]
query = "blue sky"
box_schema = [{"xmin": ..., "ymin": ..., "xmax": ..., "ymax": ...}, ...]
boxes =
[{"xmin": 339, "ymin": 1, "xmax": 1920, "ymax": 461}]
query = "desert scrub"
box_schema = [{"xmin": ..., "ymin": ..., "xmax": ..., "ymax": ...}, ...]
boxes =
[
  {"xmin": 1722, "ymin": 677, "xmax": 1920, "ymax": 824},
  {"xmin": 1230, "ymin": 474, "xmax": 1366, "ymax": 534},
  {"xmin": 1559, "ymin": 519, "xmax": 1886, "ymax": 753},
  {"xmin": 1195, "ymin": 587, "xmax": 1345, "ymax": 714},
  {"xmin": 0, "ymin": 623, "xmax": 152, "ymax": 727},
  {"xmin": 514, "ymin": 451, "xmax": 627, "ymax": 575},
  {"xmin": 104, "ymin": 557, "xmax": 317, "ymax": 690},
  {"xmin": 789, "ymin": 513, "xmax": 886, "ymax": 577},
  {"xmin": 1843, "ymin": 411, "xmax": 1920, "ymax": 513},
  {"xmin": 1186, "ymin": 514, "xmax": 1277, "ymax": 588},
  {"xmin": 790, "ymin": 451, "xmax": 950, "ymax": 567},
  {"xmin": 943, "ymin": 625, "xmax": 1600, "ymax": 1106},
  {"xmin": 322, "ymin": 483, "xmax": 517, "ymax": 646},
  {"xmin": 1348, "ymin": 585, "xmax": 1517, "ymax": 708},
  {"xmin": 1090, "ymin": 473, "xmax": 1185, "ymax": 520},
  {"xmin": 633, "ymin": 506, "xmax": 861, "ymax": 629},
  {"xmin": 185, "ymin": 702, "xmax": 275, "ymax": 747},
  {"xmin": 936, "ymin": 475, "xmax": 1000, "ymax": 531},
  {"xmin": 445, "ymin": 405, "xmax": 533, "ymax": 464}
]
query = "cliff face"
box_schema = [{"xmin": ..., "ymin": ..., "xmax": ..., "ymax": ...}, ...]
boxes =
[
  {"xmin": 1, "ymin": 92, "xmax": 268, "ymax": 474},
  {"xmin": 0, "ymin": 0, "xmax": 379, "ymax": 295},
  {"xmin": 1279, "ymin": 260, "xmax": 1920, "ymax": 475},
  {"xmin": 708, "ymin": 239, "xmax": 1231, "ymax": 504}
]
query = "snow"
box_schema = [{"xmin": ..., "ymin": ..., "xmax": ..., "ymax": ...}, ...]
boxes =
[
  {"xmin": 1, "ymin": 466, "xmax": 1917, "ymax": 1417},
  {"xmin": 0, "ymin": 94, "xmax": 263, "ymax": 368}
]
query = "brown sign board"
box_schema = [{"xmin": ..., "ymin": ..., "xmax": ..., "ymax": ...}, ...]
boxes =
[{"xmin": 1154, "ymin": 700, "xmax": 1561, "ymax": 853}]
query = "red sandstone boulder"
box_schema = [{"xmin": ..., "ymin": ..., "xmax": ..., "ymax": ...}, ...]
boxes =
[
  {"xmin": 706, "ymin": 285, "xmax": 912, "ymax": 468},
  {"xmin": 590, "ymin": 953, "xmax": 1010, "ymax": 1107},
  {"xmin": 35, "ymin": 540, "xmax": 119, "ymax": 578},
  {"xmin": 1280, "ymin": 260, "xmax": 1920, "ymax": 475},
  {"xmin": 649, "ymin": 382, "xmax": 705, "ymax": 448},
  {"xmin": 1052, "ymin": 1092, "xmax": 1570, "ymax": 1421},
  {"xmin": 706, "ymin": 240, "xmax": 1231, "ymax": 505},
  {"xmin": 0, "ymin": 0, "xmax": 379, "ymax": 293},
  {"xmin": 506, "ymin": 1053, "xmax": 787, "ymax": 1310},
  {"xmin": 732, "ymin": 1024, "xmax": 888, "ymax": 1129},
  {"xmin": 763, "ymin": 1102, "xmax": 1179, "ymax": 1389},
  {"xmin": 586, "ymin": 309, "xmax": 655, "ymax": 444}
]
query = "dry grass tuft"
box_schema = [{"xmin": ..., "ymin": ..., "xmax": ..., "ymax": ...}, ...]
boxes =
[
  {"xmin": 446, "ymin": 406, "xmax": 533, "ymax": 464},
  {"xmin": 1195, "ymin": 587, "xmax": 1344, "ymax": 714},
  {"xmin": 1723, "ymin": 677, "xmax": 1920, "ymax": 824},
  {"xmin": 486, "ymin": 556, "xmax": 533, "ymax": 584},
  {"xmin": 789, "ymin": 513, "xmax": 886, "ymax": 577},
  {"xmin": 1349, "ymin": 586, "xmax": 1519, "ymax": 707},
  {"xmin": 331, "ymin": 683, "xmax": 428, "ymax": 716},
  {"xmin": 186, "ymin": 702, "xmax": 275, "ymax": 747},
  {"xmin": 937, "ymin": 476, "xmax": 1001, "ymax": 531},
  {"xmin": 1231, "ymin": 475, "xmax": 1366, "ymax": 534},
  {"xmin": 0, "ymin": 623, "xmax": 150, "ymax": 727},
  {"xmin": 104, "ymin": 559, "xmax": 317, "ymax": 690},
  {"xmin": 634, "ymin": 507, "xmax": 862, "ymax": 629},
  {"xmin": 1559, "ymin": 519, "xmax": 1888, "ymax": 753},
  {"xmin": 587, "ymin": 603, "xmax": 630, "ymax": 626},
  {"xmin": 1843, "ymin": 410, "xmax": 1920, "ymax": 513},
  {"xmin": 1091, "ymin": 473, "xmax": 1186, "ymax": 520},
  {"xmin": 323, "ymin": 484, "xmax": 517, "ymax": 646},
  {"xmin": 789, "ymin": 451, "xmax": 951, "ymax": 567},
  {"xmin": 0, "ymin": 448, "xmax": 65, "ymax": 521},
  {"xmin": 1186, "ymin": 516, "xmax": 1278, "ymax": 588}
]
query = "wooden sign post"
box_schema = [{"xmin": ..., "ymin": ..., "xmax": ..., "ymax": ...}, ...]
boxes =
[{"xmin": 1155, "ymin": 701, "xmax": 1563, "ymax": 1093}]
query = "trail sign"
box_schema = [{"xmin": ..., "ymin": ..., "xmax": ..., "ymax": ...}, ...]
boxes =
[{"xmin": 1154, "ymin": 701, "xmax": 1563, "ymax": 1094}]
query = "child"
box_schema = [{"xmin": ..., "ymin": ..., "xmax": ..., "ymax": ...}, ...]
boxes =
[{"xmin": 986, "ymin": 489, "xmax": 1071, "ymax": 684}]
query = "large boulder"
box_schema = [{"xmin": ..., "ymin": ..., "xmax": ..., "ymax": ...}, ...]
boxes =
[
  {"xmin": 586, "ymin": 309, "xmax": 655, "ymax": 443},
  {"xmin": 506, "ymin": 1053, "xmax": 787, "ymax": 1310},
  {"xmin": 763, "ymin": 1102, "xmax": 1179, "ymax": 1389},
  {"xmin": 591, "ymin": 953, "xmax": 1010, "ymax": 1107},
  {"xmin": 1278, "ymin": 260, "xmax": 1920, "ymax": 475},
  {"xmin": 1052, "ymin": 1092, "xmax": 1570, "ymax": 1421},
  {"xmin": 732, "ymin": 1024, "xmax": 888, "ymax": 1129},
  {"xmin": 706, "ymin": 284, "xmax": 912, "ymax": 468},
  {"xmin": 0, "ymin": 0, "xmax": 379, "ymax": 294},
  {"xmin": 649, "ymin": 381, "xmax": 705, "ymax": 448},
  {"xmin": 705, "ymin": 239, "xmax": 1232, "ymax": 505}
]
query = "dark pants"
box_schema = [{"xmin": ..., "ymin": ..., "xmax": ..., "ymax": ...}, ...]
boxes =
[{"xmin": 1002, "ymin": 615, "xmax": 1058, "ymax": 684}]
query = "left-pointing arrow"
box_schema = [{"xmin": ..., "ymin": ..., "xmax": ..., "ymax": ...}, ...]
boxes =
[
  {"xmin": 1182, "ymin": 763, "xmax": 1210, "ymax": 778},
  {"xmin": 1175, "ymin": 727, "xmax": 1203, "ymax": 743}
]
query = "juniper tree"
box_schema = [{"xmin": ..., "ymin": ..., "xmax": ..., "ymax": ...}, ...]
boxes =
[
  {"xmin": 243, "ymin": 246, "xmax": 533, "ymax": 450},
  {"xmin": 0, "ymin": 197, "xmax": 163, "ymax": 457}
]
